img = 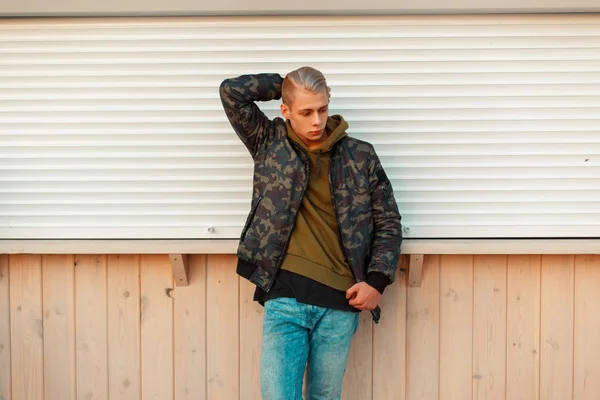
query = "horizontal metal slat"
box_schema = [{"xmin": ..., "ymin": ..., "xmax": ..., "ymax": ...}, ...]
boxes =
[
  {"xmin": 4, "ymin": 36, "xmax": 600, "ymax": 53},
  {"xmin": 4, "ymin": 95, "xmax": 600, "ymax": 112},
  {"xmin": 0, "ymin": 155, "xmax": 596, "ymax": 169},
  {"xmin": 4, "ymin": 201, "xmax": 600, "ymax": 215},
  {"xmin": 0, "ymin": 181, "xmax": 253, "ymax": 193},
  {"xmin": 3, "ymin": 49, "xmax": 600, "ymax": 65},
  {"xmin": 4, "ymin": 84, "xmax": 600, "ymax": 100},
  {"xmin": 1, "ymin": 20, "xmax": 599, "ymax": 40},
  {"xmin": 2, "ymin": 108, "xmax": 600, "ymax": 123},
  {"xmin": 4, "ymin": 73, "xmax": 600, "ymax": 89},
  {"xmin": 4, "ymin": 166, "xmax": 598, "ymax": 181}
]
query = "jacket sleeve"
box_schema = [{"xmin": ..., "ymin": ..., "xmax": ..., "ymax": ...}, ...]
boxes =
[
  {"xmin": 219, "ymin": 73, "xmax": 284, "ymax": 158},
  {"xmin": 365, "ymin": 146, "xmax": 403, "ymax": 292}
]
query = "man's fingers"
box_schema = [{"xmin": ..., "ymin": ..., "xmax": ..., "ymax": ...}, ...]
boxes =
[
  {"xmin": 349, "ymin": 295, "xmax": 363, "ymax": 307},
  {"xmin": 351, "ymin": 297, "xmax": 376, "ymax": 310},
  {"xmin": 348, "ymin": 282, "xmax": 381, "ymax": 311},
  {"xmin": 350, "ymin": 297, "xmax": 373, "ymax": 309},
  {"xmin": 346, "ymin": 285, "xmax": 358, "ymax": 299},
  {"xmin": 354, "ymin": 303, "xmax": 374, "ymax": 311}
]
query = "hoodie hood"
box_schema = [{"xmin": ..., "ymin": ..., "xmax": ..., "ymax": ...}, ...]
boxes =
[{"xmin": 286, "ymin": 114, "xmax": 348, "ymax": 154}]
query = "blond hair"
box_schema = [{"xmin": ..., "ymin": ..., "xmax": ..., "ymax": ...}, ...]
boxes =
[{"xmin": 282, "ymin": 66, "xmax": 328, "ymax": 108}]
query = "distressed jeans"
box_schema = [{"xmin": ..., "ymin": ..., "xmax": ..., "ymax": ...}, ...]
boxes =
[{"xmin": 260, "ymin": 297, "xmax": 359, "ymax": 400}]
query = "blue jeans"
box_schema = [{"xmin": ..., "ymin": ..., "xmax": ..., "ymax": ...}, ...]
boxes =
[{"xmin": 260, "ymin": 297, "xmax": 359, "ymax": 400}]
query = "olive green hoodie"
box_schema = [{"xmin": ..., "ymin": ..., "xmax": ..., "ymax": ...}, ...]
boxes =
[{"xmin": 281, "ymin": 115, "xmax": 355, "ymax": 291}]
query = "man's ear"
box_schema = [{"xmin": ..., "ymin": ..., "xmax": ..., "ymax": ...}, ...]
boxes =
[{"xmin": 280, "ymin": 103, "xmax": 290, "ymax": 119}]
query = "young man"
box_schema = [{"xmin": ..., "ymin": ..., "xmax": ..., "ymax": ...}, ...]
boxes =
[{"xmin": 219, "ymin": 66, "xmax": 402, "ymax": 400}]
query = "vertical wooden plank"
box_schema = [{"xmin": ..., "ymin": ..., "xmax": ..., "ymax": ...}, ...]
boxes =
[
  {"xmin": 75, "ymin": 255, "xmax": 108, "ymax": 400},
  {"xmin": 42, "ymin": 255, "xmax": 76, "ymax": 400},
  {"xmin": 239, "ymin": 276, "xmax": 263, "ymax": 400},
  {"xmin": 439, "ymin": 255, "xmax": 473, "ymax": 400},
  {"xmin": 42, "ymin": 254, "xmax": 77, "ymax": 400},
  {"xmin": 574, "ymin": 255, "xmax": 600, "ymax": 400},
  {"xmin": 9, "ymin": 255, "xmax": 44, "ymax": 400},
  {"xmin": 373, "ymin": 259, "xmax": 407, "ymax": 400},
  {"xmin": 540, "ymin": 255, "xmax": 574, "ymax": 400},
  {"xmin": 0, "ymin": 255, "xmax": 10, "ymax": 400},
  {"xmin": 506, "ymin": 255, "xmax": 541, "ymax": 400},
  {"xmin": 174, "ymin": 255, "xmax": 207, "ymax": 400},
  {"xmin": 108, "ymin": 255, "xmax": 141, "ymax": 400},
  {"xmin": 342, "ymin": 309, "xmax": 373, "ymax": 400},
  {"xmin": 206, "ymin": 255, "xmax": 239, "ymax": 400},
  {"xmin": 406, "ymin": 255, "xmax": 440, "ymax": 400},
  {"xmin": 141, "ymin": 255, "xmax": 174, "ymax": 400},
  {"xmin": 473, "ymin": 255, "xmax": 507, "ymax": 400}
]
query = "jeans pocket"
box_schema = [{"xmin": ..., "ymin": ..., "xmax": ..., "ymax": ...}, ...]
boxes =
[{"xmin": 264, "ymin": 297, "xmax": 299, "ymax": 317}]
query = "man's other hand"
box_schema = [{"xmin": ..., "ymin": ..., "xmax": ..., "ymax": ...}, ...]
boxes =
[{"xmin": 346, "ymin": 282, "xmax": 381, "ymax": 311}]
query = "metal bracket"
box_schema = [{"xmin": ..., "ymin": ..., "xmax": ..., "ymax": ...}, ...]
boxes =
[
  {"xmin": 169, "ymin": 254, "xmax": 189, "ymax": 286},
  {"xmin": 408, "ymin": 254, "xmax": 424, "ymax": 287}
]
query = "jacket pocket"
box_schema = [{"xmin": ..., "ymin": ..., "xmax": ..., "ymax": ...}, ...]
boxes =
[
  {"xmin": 240, "ymin": 196, "xmax": 263, "ymax": 241},
  {"xmin": 376, "ymin": 169, "xmax": 398, "ymax": 215},
  {"xmin": 380, "ymin": 181, "xmax": 395, "ymax": 214}
]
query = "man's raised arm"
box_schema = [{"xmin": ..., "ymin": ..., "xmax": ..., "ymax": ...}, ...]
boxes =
[{"xmin": 219, "ymin": 73, "xmax": 284, "ymax": 158}]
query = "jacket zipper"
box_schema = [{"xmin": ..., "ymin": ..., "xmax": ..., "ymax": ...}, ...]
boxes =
[
  {"xmin": 328, "ymin": 148, "xmax": 358, "ymax": 283},
  {"xmin": 329, "ymin": 150, "xmax": 380, "ymax": 323}
]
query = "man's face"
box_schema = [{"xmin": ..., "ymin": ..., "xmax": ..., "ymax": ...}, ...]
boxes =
[{"xmin": 280, "ymin": 87, "xmax": 329, "ymax": 148}]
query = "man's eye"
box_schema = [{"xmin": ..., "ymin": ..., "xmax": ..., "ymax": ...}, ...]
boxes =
[{"xmin": 301, "ymin": 113, "xmax": 310, "ymax": 117}]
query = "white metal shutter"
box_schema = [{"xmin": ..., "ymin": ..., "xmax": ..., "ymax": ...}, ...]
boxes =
[{"xmin": 1, "ymin": 15, "xmax": 599, "ymax": 239}]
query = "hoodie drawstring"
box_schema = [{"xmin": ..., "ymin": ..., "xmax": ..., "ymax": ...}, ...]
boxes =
[{"xmin": 315, "ymin": 150, "xmax": 322, "ymax": 176}]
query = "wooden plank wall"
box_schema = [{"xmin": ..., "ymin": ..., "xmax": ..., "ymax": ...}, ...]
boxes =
[{"xmin": 0, "ymin": 254, "xmax": 599, "ymax": 400}]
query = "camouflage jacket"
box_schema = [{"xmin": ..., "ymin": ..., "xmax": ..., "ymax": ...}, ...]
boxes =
[{"xmin": 219, "ymin": 73, "xmax": 402, "ymax": 298}]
